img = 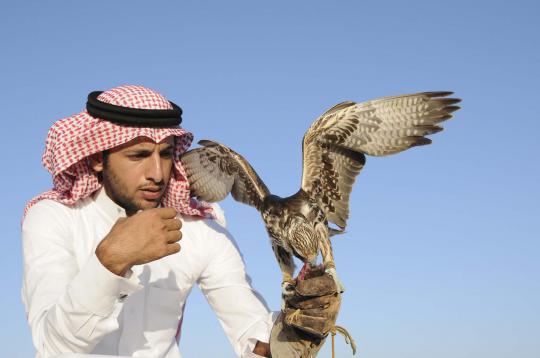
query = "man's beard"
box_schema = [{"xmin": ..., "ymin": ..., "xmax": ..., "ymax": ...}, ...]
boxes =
[{"xmin": 102, "ymin": 163, "xmax": 164, "ymax": 216}]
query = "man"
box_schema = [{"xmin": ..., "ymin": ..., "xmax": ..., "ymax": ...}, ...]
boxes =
[{"xmin": 21, "ymin": 85, "xmax": 274, "ymax": 357}]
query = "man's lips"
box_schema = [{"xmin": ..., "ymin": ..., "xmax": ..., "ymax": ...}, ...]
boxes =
[
  {"xmin": 140, "ymin": 187, "xmax": 163, "ymax": 200},
  {"xmin": 140, "ymin": 187, "xmax": 162, "ymax": 192}
]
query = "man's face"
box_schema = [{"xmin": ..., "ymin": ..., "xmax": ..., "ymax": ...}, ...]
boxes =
[{"xmin": 92, "ymin": 136, "xmax": 175, "ymax": 216}]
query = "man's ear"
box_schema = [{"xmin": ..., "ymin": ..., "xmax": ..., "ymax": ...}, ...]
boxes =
[{"xmin": 89, "ymin": 152, "xmax": 104, "ymax": 173}]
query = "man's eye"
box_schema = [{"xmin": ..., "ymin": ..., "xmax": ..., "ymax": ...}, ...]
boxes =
[
  {"xmin": 129, "ymin": 153, "xmax": 148, "ymax": 159},
  {"xmin": 161, "ymin": 151, "xmax": 174, "ymax": 158}
]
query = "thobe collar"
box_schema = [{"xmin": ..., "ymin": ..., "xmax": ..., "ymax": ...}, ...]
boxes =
[{"xmin": 93, "ymin": 187, "xmax": 127, "ymax": 222}]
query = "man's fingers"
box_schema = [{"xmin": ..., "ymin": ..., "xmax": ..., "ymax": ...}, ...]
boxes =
[
  {"xmin": 165, "ymin": 242, "xmax": 181, "ymax": 256},
  {"xmin": 166, "ymin": 230, "xmax": 182, "ymax": 243},
  {"xmin": 156, "ymin": 207, "xmax": 178, "ymax": 219},
  {"xmin": 164, "ymin": 218, "xmax": 182, "ymax": 231}
]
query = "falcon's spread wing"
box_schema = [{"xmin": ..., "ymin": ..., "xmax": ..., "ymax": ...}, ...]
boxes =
[
  {"xmin": 301, "ymin": 91, "xmax": 461, "ymax": 230},
  {"xmin": 180, "ymin": 140, "xmax": 270, "ymax": 211}
]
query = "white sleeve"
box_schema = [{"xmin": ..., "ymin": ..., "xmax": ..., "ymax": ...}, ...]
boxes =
[
  {"xmin": 21, "ymin": 201, "xmax": 142, "ymax": 357},
  {"xmin": 197, "ymin": 219, "xmax": 274, "ymax": 358}
]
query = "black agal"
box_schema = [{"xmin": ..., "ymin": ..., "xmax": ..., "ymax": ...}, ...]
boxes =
[{"xmin": 86, "ymin": 91, "xmax": 182, "ymax": 127}]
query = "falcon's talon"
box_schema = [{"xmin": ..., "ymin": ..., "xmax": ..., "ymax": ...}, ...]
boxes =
[
  {"xmin": 281, "ymin": 280, "xmax": 296, "ymax": 311},
  {"xmin": 285, "ymin": 308, "xmax": 302, "ymax": 326},
  {"xmin": 325, "ymin": 267, "xmax": 346, "ymax": 293},
  {"xmin": 281, "ymin": 281, "xmax": 296, "ymax": 297}
]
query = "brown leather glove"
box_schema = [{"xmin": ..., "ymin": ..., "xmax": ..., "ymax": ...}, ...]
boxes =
[{"xmin": 270, "ymin": 267, "xmax": 356, "ymax": 357}]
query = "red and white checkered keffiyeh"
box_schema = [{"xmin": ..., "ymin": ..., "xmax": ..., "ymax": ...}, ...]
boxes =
[{"xmin": 24, "ymin": 85, "xmax": 213, "ymax": 219}]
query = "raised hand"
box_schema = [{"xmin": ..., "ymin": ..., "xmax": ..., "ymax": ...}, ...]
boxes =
[{"xmin": 95, "ymin": 207, "xmax": 182, "ymax": 276}]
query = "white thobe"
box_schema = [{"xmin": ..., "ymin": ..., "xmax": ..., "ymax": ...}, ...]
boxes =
[{"xmin": 21, "ymin": 188, "xmax": 274, "ymax": 358}]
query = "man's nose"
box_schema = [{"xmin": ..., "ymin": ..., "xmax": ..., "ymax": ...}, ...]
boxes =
[{"xmin": 145, "ymin": 152, "xmax": 164, "ymax": 183}]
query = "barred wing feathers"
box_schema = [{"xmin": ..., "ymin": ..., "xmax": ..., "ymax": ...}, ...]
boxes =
[
  {"xmin": 301, "ymin": 91, "xmax": 461, "ymax": 229},
  {"xmin": 180, "ymin": 140, "xmax": 270, "ymax": 211}
]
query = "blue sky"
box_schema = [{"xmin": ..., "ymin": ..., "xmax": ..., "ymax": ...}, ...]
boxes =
[{"xmin": 1, "ymin": 1, "xmax": 539, "ymax": 357}]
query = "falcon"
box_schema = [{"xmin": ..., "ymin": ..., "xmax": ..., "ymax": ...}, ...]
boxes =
[{"xmin": 180, "ymin": 91, "xmax": 461, "ymax": 298}]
